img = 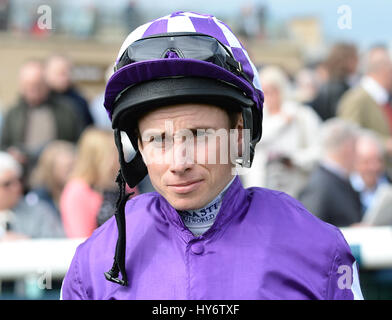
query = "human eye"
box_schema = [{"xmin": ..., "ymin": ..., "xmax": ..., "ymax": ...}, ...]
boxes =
[
  {"xmin": 151, "ymin": 133, "xmax": 174, "ymax": 149},
  {"xmin": 195, "ymin": 130, "xmax": 206, "ymax": 137},
  {"xmin": 150, "ymin": 134, "xmax": 164, "ymax": 147},
  {"xmin": 153, "ymin": 135, "xmax": 163, "ymax": 143}
]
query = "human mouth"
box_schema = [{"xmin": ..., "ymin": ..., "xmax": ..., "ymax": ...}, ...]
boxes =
[{"xmin": 167, "ymin": 179, "xmax": 204, "ymax": 194}]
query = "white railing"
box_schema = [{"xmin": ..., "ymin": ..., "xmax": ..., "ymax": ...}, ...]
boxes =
[
  {"xmin": 340, "ymin": 226, "xmax": 392, "ymax": 269},
  {"xmin": 0, "ymin": 226, "xmax": 391, "ymax": 282},
  {"xmin": 0, "ymin": 238, "xmax": 85, "ymax": 280}
]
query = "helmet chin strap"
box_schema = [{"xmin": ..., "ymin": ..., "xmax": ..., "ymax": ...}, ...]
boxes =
[
  {"xmin": 104, "ymin": 169, "xmax": 133, "ymax": 286},
  {"xmin": 104, "ymin": 130, "xmax": 140, "ymax": 286}
]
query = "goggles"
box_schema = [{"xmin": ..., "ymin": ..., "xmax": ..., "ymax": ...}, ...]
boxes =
[{"xmin": 115, "ymin": 32, "xmax": 250, "ymax": 84}]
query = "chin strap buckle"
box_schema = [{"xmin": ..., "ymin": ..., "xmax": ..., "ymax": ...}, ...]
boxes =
[{"xmin": 104, "ymin": 269, "xmax": 128, "ymax": 287}]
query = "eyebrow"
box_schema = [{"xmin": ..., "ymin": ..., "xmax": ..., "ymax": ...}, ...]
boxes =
[
  {"xmin": 188, "ymin": 126, "xmax": 219, "ymax": 131},
  {"xmin": 142, "ymin": 126, "xmax": 220, "ymax": 136},
  {"xmin": 139, "ymin": 126, "xmax": 227, "ymax": 148}
]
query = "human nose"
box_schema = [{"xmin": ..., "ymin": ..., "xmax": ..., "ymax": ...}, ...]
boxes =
[{"xmin": 168, "ymin": 138, "xmax": 194, "ymax": 175}]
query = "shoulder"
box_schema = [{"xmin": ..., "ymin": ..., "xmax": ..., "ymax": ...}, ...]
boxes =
[
  {"xmin": 247, "ymin": 187, "xmax": 359, "ymax": 299},
  {"xmin": 60, "ymin": 179, "xmax": 102, "ymax": 211},
  {"xmin": 48, "ymin": 93, "xmax": 78, "ymax": 115},
  {"xmin": 284, "ymin": 101, "xmax": 321, "ymax": 125},
  {"xmin": 12, "ymin": 194, "xmax": 64, "ymax": 237},
  {"xmin": 248, "ymin": 186, "xmax": 339, "ymax": 243},
  {"xmin": 302, "ymin": 166, "xmax": 335, "ymax": 191},
  {"xmin": 310, "ymin": 165, "xmax": 335, "ymax": 181},
  {"xmin": 68, "ymin": 87, "xmax": 89, "ymax": 104},
  {"xmin": 339, "ymin": 86, "xmax": 372, "ymax": 108},
  {"xmin": 16, "ymin": 192, "xmax": 55, "ymax": 217},
  {"xmin": 297, "ymin": 103, "xmax": 321, "ymax": 122},
  {"xmin": 4, "ymin": 101, "xmax": 25, "ymax": 117}
]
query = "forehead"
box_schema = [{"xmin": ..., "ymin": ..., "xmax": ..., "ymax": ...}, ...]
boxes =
[
  {"xmin": 357, "ymin": 139, "xmax": 382, "ymax": 157},
  {"xmin": 20, "ymin": 64, "xmax": 44, "ymax": 83},
  {"xmin": 138, "ymin": 103, "xmax": 229, "ymax": 130},
  {"xmin": 0, "ymin": 169, "xmax": 19, "ymax": 181}
]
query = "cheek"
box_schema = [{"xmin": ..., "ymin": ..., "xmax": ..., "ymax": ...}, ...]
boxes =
[
  {"xmin": 145, "ymin": 162, "xmax": 167, "ymax": 190},
  {"xmin": 2, "ymin": 188, "xmax": 21, "ymax": 207}
]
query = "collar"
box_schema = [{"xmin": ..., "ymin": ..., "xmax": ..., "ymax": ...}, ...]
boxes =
[
  {"xmin": 350, "ymin": 172, "xmax": 389, "ymax": 193},
  {"xmin": 158, "ymin": 175, "xmax": 249, "ymax": 242},
  {"xmin": 350, "ymin": 173, "xmax": 366, "ymax": 192},
  {"xmin": 361, "ymin": 76, "xmax": 389, "ymax": 106}
]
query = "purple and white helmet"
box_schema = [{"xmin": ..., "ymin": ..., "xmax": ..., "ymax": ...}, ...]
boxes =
[{"xmin": 105, "ymin": 11, "xmax": 264, "ymax": 187}]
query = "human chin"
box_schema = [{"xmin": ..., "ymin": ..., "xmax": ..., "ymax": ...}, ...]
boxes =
[
  {"xmin": 163, "ymin": 183, "xmax": 210, "ymax": 211},
  {"xmin": 166, "ymin": 193, "xmax": 209, "ymax": 211}
]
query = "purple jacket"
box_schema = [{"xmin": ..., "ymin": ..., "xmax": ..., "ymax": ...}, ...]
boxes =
[{"xmin": 61, "ymin": 176, "xmax": 362, "ymax": 300}]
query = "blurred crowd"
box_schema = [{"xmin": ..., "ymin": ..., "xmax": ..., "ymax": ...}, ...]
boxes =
[
  {"xmin": 0, "ymin": 0, "xmax": 140, "ymax": 39},
  {"xmin": 1, "ymin": 42, "xmax": 392, "ymax": 245},
  {"xmin": 0, "ymin": 54, "xmax": 142, "ymax": 242},
  {"xmin": 241, "ymin": 43, "xmax": 392, "ymax": 229}
]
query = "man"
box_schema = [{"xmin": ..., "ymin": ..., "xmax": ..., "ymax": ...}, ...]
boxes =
[
  {"xmin": 337, "ymin": 46, "xmax": 392, "ymax": 166},
  {"xmin": 350, "ymin": 131, "xmax": 391, "ymax": 215},
  {"xmin": 0, "ymin": 152, "xmax": 64, "ymax": 240},
  {"xmin": 299, "ymin": 118, "xmax": 362, "ymax": 227},
  {"xmin": 0, "ymin": 60, "xmax": 82, "ymax": 168},
  {"xmin": 61, "ymin": 12, "xmax": 363, "ymax": 300},
  {"xmin": 311, "ymin": 42, "xmax": 358, "ymax": 121},
  {"xmin": 45, "ymin": 54, "xmax": 94, "ymax": 130}
]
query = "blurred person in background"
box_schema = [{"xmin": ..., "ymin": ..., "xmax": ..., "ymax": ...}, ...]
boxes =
[
  {"xmin": 238, "ymin": 2, "xmax": 261, "ymax": 40},
  {"xmin": 310, "ymin": 43, "xmax": 358, "ymax": 121},
  {"xmin": 338, "ymin": 45, "xmax": 392, "ymax": 165},
  {"xmin": 298, "ymin": 118, "xmax": 362, "ymax": 227},
  {"xmin": 350, "ymin": 130, "xmax": 392, "ymax": 217},
  {"xmin": 313, "ymin": 60, "xmax": 330, "ymax": 87},
  {"xmin": 241, "ymin": 65, "xmax": 321, "ymax": 197},
  {"xmin": 59, "ymin": 128, "xmax": 136, "ymax": 238},
  {"xmin": 123, "ymin": 0, "xmax": 142, "ymax": 33},
  {"xmin": 28, "ymin": 140, "xmax": 76, "ymax": 222},
  {"xmin": 45, "ymin": 54, "xmax": 94, "ymax": 130},
  {"xmin": 0, "ymin": 60, "xmax": 82, "ymax": 187},
  {"xmin": 0, "ymin": 151, "xmax": 64, "ymax": 241},
  {"xmin": 293, "ymin": 67, "xmax": 321, "ymax": 106}
]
